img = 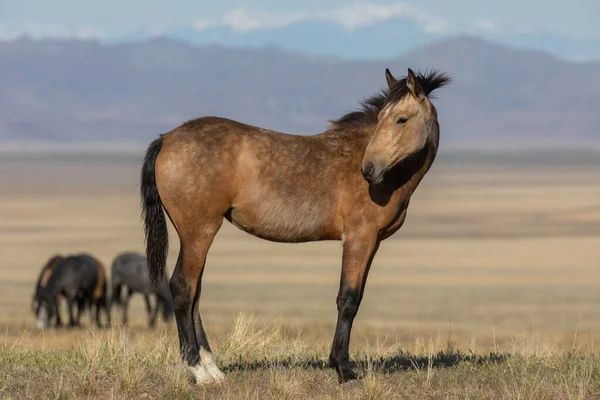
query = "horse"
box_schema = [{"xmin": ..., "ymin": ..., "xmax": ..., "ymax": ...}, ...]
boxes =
[
  {"xmin": 110, "ymin": 251, "xmax": 174, "ymax": 326},
  {"xmin": 35, "ymin": 253, "xmax": 111, "ymax": 329},
  {"xmin": 141, "ymin": 68, "xmax": 450, "ymax": 384},
  {"xmin": 31, "ymin": 255, "xmax": 65, "ymax": 327}
]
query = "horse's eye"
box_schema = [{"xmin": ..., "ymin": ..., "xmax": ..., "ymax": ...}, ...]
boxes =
[{"xmin": 396, "ymin": 117, "xmax": 408, "ymax": 125}]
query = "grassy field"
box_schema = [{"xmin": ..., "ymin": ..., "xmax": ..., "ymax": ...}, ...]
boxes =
[
  {"xmin": 1, "ymin": 151, "xmax": 600, "ymax": 398},
  {"xmin": 3, "ymin": 316, "xmax": 600, "ymax": 399}
]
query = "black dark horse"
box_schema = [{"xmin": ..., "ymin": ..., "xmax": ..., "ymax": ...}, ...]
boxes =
[
  {"xmin": 110, "ymin": 251, "xmax": 173, "ymax": 327},
  {"xmin": 35, "ymin": 254, "xmax": 111, "ymax": 329},
  {"xmin": 32, "ymin": 255, "xmax": 65, "ymax": 327}
]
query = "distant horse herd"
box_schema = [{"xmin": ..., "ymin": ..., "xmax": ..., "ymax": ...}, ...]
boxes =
[{"xmin": 32, "ymin": 251, "xmax": 173, "ymax": 329}]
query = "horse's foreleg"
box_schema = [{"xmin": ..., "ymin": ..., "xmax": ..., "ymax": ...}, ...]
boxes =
[
  {"xmin": 54, "ymin": 298, "xmax": 63, "ymax": 327},
  {"xmin": 144, "ymin": 294, "xmax": 157, "ymax": 327},
  {"xmin": 329, "ymin": 234, "xmax": 380, "ymax": 383},
  {"xmin": 170, "ymin": 221, "xmax": 223, "ymax": 385},
  {"xmin": 76, "ymin": 297, "xmax": 86, "ymax": 326},
  {"xmin": 110, "ymin": 283, "xmax": 121, "ymax": 322},
  {"xmin": 122, "ymin": 289, "xmax": 132, "ymax": 326},
  {"xmin": 67, "ymin": 297, "xmax": 77, "ymax": 328}
]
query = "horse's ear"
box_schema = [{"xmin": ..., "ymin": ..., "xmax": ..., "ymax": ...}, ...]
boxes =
[
  {"xmin": 385, "ymin": 68, "xmax": 397, "ymax": 89},
  {"xmin": 406, "ymin": 68, "xmax": 425, "ymax": 100}
]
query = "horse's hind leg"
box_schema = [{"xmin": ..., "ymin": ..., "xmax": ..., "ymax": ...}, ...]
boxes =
[
  {"xmin": 76, "ymin": 297, "xmax": 86, "ymax": 326},
  {"xmin": 170, "ymin": 220, "xmax": 224, "ymax": 384},
  {"xmin": 122, "ymin": 288, "xmax": 133, "ymax": 325},
  {"xmin": 193, "ymin": 278, "xmax": 225, "ymax": 382},
  {"xmin": 95, "ymin": 297, "xmax": 108, "ymax": 328}
]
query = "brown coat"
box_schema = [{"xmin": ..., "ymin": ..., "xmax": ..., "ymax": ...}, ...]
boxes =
[{"xmin": 141, "ymin": 68, "xmax": 450, "ymax": 384}]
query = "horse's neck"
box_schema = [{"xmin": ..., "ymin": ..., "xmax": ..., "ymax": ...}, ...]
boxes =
[
  {"xmin": 45, "ymin": 269, "xmax": 66, "ymax": 297},
  {"xmin": 382, "ymin": 133, "xmax": 438, "ymax": 209},
  {"xmin": 39, "ymin": 282, "xmax": 59, "ymax": 301},
  {"xmin": 406, "ymin": 137, "xmax": 438, "ymax": 194}
]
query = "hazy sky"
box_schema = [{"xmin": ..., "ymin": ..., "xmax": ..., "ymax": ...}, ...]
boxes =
[{"xmin": 1, "ymin": 0, "xmax": 598, "ymax": 40}]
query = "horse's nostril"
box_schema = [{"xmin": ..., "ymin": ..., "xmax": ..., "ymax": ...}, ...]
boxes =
[{"xmin": 362, "ymin": 162, "xmax": 374, "ymax": 179}]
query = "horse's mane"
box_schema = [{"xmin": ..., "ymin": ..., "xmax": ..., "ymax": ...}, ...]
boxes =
[{"xmin": 330, "ymin": 70, "xmax": 451, "ymax": 129}]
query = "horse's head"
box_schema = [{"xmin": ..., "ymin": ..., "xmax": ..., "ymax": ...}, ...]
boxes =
[
  {"xmin": 35, "ymin": 288, "xmax": 55, "ymax": 329},
  {"xmin": 361, "ymin": 68, "xmax": 449, "ymax": 184},
  {"xmin": 31, "ymin": 293, "xmax": 39, "ymax": 314},
  {"xmin": 32, "ymin": 255, "xmax": 63, "ymax": 315}
]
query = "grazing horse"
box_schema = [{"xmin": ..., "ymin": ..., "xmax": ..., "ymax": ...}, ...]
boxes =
[
  {"xmin": 141, "ymin": 68, "xmax": 450, "ymax": 384},
  {"xmin": 31, "ymin": 255, "xmax": 65, "ymax": 326},
  {"xmin": 110, "ymin": 251, "xmax": 174, "ymax": 326},
  {"xmin": 36, "ymin": 254, "xmax": 111, "ymax": 329}
]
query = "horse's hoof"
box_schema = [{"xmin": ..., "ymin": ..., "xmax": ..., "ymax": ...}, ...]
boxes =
[
  {"xmin": 337, "ymin": 367, "xmax": 357, "ymax": 384},
  {"xmin": 190, "ymin": 365, "xmax": 215, "ymax": 386},
  {"xmin": 207, "ymin": 368, "xmax": 226, "ymax": 384}
]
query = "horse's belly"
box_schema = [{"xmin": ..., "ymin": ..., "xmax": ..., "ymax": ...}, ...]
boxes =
[{"xmin": 227, "ymin": 201, "xmax": 338, "ymax": 243}]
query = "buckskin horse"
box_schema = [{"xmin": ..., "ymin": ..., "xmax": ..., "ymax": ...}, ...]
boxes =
[{"xmin": 141, "ymin": 68, "xmax": 450, "ymax": 384}]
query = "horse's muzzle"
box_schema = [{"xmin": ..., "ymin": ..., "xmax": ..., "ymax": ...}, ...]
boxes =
[{"xmin": 361, "ymin": 161, "xmax": 385, "ymax": 184}]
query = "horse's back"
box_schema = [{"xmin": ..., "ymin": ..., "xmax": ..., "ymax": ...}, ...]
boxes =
[
  {"xmin": 54, "ymin": 254, "xmax": 100, "ymax": 293},
  {"xmin": 111, "ymin": 252, "xmax": 152, "ymax": 293}
]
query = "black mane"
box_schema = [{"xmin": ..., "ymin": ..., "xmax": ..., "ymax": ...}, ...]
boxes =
[{"xmin": 330, "ymin": 70, "xmax": 451, "ymax": 129}]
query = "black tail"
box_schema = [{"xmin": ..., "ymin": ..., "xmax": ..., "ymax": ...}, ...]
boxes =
[{"xmin": 141, "ymin": 136, "xmax": 168, "ymax": 286}]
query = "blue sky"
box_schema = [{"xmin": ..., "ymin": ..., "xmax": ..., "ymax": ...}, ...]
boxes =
[{"xmin": 1, "ymin": 1, "xmax": 599, "ymax": 59}]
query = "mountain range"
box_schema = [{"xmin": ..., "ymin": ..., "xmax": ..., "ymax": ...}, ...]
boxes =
[
  {"xmin": 0, "ymin": 36, "xmax": 598, "ymax": 148},
  {"xmin": 127, "ymin": 21, "xmax": 600, "ymax": 62}
]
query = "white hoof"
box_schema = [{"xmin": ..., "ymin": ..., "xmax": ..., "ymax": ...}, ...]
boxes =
[
  {"xmin": 190, "ymin": 364, "xmax": 214, "ymax": 385},
  {"xmin": 205, "ymin": 365, "xmax": 226, "ymax": 383},
  {"xmin": 200, "ymin": 348, "xmax": 226, "ymax": 383}
]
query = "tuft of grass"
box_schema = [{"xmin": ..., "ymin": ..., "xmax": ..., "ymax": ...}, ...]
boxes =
[
  {"xmin": 268, "ymin": 367, "xmax": 303, "ymax": 400},
  {"xmin": 160, "ymin": 363, "xmax": 194, "ymax": 400},
  {"xmin": 360, "ymin": 372, "xmax": 391, "ymax": 400},
  {"xmin": 218, "ymin": 313, "xmax": 311, "ymax": 363}
]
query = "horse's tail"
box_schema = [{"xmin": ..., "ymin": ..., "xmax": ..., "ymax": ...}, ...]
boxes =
[
  {"xmin": 93, "ymin": 258, "xmax": 107, "ymax": 301},
  {"xmin": 141, "ymin": 136, "xmax": 168, "ymax": 286}
]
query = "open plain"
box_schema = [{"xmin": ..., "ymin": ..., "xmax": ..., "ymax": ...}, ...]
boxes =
[{"xmin": 1, "ymin": 150, "xmax": 600, "ymax": 399}]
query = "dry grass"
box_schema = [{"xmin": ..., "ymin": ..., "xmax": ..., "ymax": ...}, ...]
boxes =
[
  {"xmin": 1, "ymin": 152, "xmax": 600, "ymax": 398},
  {"xmin": 2, "ymin": 315, "xmax": 600, "ymax": 399}
]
